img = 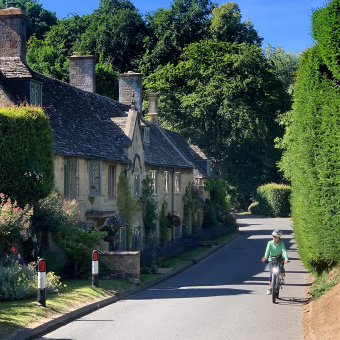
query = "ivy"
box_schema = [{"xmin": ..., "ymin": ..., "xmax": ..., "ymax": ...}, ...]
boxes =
[
  {"xmin": 140, "ymin": 176, "xmax": 158, "ymax": 245},
  {"xmin": 117, "ymin": 172, "xmax": 139, "ymax": 249},
  {"xmin": 182, "ymin": 182, "xmax": 198, "ymax": 234}
]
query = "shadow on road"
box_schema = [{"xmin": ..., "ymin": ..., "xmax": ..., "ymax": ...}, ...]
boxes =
[{"xmin": 127, "ymin": 215, "xmax": 309, "ymax": 304}]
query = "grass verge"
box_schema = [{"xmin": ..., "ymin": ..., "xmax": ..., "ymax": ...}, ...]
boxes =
[{"xmin": 0, "ymin": 232, "xmax": 236, "ymax": 339}]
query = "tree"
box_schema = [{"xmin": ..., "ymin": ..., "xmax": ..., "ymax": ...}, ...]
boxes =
[
  {"xmin": 140, "ymin": 0, "xmax": 215, "ymax": 75},
  {"xmin": 210, "ymin": 2, "xmax": 262, "ymax": 46},
  {"xmin": 0, "ymin": 0, "xmax": 57, "ymax": 40},
  {"xmin": 265, "ymin": 44, "xmax": 299, "ymax": 95},
  {"xmin": 145, "ymin": 41, "xmax": 290, "ymax": 207}
]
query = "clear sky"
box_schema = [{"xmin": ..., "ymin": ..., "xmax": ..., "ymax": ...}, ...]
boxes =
[{"xmin": 40, "ymin": 0, "xmax": 328, "ymax": 54}]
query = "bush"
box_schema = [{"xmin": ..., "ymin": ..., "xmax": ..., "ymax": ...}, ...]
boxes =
[
  {"xmin": 256, "ymin": 183, "xmax": 291, "ymax": 217},
  {"xmin": 0, "ymin": 104, "xmax": 54, "ymax": 206},
  {"xmin": 248, "ymin": 202, "xmax": 261, "ymax": 215},
  {"xmin": 40, "ymin": 248, "xmax": 67, "ymax": 276},
  {"xmin": 0, "ymin": 257, "xmax": 61, "ymax": 301}
]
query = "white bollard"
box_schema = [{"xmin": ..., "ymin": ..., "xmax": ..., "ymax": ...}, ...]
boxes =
[
  {"xmin": 92, "ymin": 250, "xmax": 99, "ymax": 287},
  {"xmin": 37, "ymin": 258, "xmax": 46, "ymax": 307}
]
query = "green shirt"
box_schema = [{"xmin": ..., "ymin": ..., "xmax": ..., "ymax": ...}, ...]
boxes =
[{"xmin": 264, "ymin": 240, "xmax": 288, "ymax": 261}]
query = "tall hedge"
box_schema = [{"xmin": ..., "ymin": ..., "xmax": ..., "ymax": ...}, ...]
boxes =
[
  {"xmin": 0, "ymin": 105, "xmax": 54, "ymax": 205},
  {"xmin": 280, "ymin": 0, "xmax": 340, "ymax": 274},
  {"xmin": 256, "ymin": 183, "xmax": 291, "ymax": 217}
]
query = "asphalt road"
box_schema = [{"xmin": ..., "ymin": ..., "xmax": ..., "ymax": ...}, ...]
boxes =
[{"xmin": 36, "ymin": 215, "xmax": 310, "ymax": 340}]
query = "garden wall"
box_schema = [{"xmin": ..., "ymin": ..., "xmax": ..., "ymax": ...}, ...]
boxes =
[{"xmin": 99, "ymin": 251, "xmax": 140, "ymax": 279}]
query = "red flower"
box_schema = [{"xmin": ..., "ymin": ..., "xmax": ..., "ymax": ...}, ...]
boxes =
[{"xmin": 11, "ymin": 246, "xmax": 17, "ymax": 252}]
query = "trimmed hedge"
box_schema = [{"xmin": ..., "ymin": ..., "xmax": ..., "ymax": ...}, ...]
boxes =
[
  {"xmin": 0, "ymin": 105, "xmax": 54, "ymax": 205},
  {"xmin": 255, "ymin": 183, "xmax": 291, "ymax": 217},
  {"xmin": 280, "ymin": 0, "xmax": 340, "ymax": 274}
]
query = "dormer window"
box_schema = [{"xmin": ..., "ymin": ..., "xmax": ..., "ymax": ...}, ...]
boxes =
[
  {"xmin": 30, "ymin": 81, "xmax": 42, "ymax": 106},
  {"xmin": 143, "ymin": 126, "xmax": 150, "ymax": 144}
]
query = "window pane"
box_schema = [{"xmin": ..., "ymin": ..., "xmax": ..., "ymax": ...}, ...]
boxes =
[
  {"xmin": 90, "ymin": 161, "xmax": 100, "ymax": 193},
  {"xmin": 150, "ymin": 171, "xmax": 157, "ymax": 194},
  {"xmin": 30, "ymin": 83, "xmax": 35, "ymax": 105},
  {"xmin": 134, "ymin": 174, "xmax": 140, "ymax": 196},
  {"xmin": 108, "ymin": 165, "xmax": 115, "ymax": 197},
  {"xmin": 175, "ymin": 172, "xmax": 181, "ymax": 193},
  {"xmin": 164, "ymin": 171, "xmax": 169, "ymax": 194},
  {"xmin": 64, "ymin": 159, "xmax": 78, "ymax": 197}
]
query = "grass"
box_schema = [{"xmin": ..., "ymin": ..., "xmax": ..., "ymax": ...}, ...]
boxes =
[
  {"xmin": 0, "ymin": 279, "xmax": 130, "ymax": 340},
  {"xmin": 0, "ymin": 232, "xmax": 236, "ymax": 339},
  {"xmin": 309, "ymin": 266, "xmax": 340, "ymax": 300}
]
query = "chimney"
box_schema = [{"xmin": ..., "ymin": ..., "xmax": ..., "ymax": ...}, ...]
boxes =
[
  {"xmin": 68, "ymin": 52, "xmax": 96, "ymax": 93},
  {"xmin": 118, "ymin": 71, "xmax": 142, "ymax": 114},
  {"xmin": 148, "ymin": 92, "xmax": 159, "ymax": 124},
  {"xmin": 0, "ymin": 7, "xmax": 28, "ymax": 62}
]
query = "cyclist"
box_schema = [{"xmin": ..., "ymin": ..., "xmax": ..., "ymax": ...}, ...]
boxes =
[{"xmin": 262, "ymin": 229, "xmax": 289, "ymax": 295}]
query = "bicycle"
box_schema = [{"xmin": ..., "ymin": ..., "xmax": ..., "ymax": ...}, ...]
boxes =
[{"xmin": 270, "ymin": 257, "xmax": 289, "ymax": 303}]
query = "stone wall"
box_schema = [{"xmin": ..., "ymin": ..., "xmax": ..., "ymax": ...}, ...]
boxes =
[{"xmin": 99, "ymin": 251, "xmax": 140, "ymax": 279}]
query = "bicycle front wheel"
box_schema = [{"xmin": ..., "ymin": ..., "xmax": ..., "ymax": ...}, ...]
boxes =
[{"xmin": 271, "ymin": 273, "xmax": 277, "ymax": 303}]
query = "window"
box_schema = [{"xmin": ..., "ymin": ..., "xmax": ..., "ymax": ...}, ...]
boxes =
[
  {"xmin": 134, "ymin": 173, "xmax": 140, "ymax": 196},
  {"xmin": 64, "ymin": 158, "xmax": 78, "ymax": 197},
  {"xmin": 175, "ymin": 172, "xmax": 181, "ymax": 193},
  {"xmin": 150, "ymin": 170, "xmax": 157, "ymax": 194},
  {"xmin": 143, "ymin": 126, "xmax": 150, "ymax": 143},
  {"xmin": 164, "ymin": 171, "xmax": 169, "ymax": 194},
  {"xmin": 108, "ymin": 165, "xmax": 115, "ymax": 197},
  {"xmin": 89, "ymin": 160, "xmax": 101, "ymax": 194},
  {"xmin": 30, "ymin": 81, "xmax": 42, "ymax": 106}
]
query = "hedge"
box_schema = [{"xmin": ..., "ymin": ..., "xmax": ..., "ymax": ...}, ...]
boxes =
[
  {"xmin": 279, "ymin": 0, "xmax": 340, "ymax": 274},
  {"xmin": 255, "ymin": 183, "xmax": 291, "ymax": 217},
  {"xmin": 0, "ymin": 105, "xmax": 54, "ymax": 206}
]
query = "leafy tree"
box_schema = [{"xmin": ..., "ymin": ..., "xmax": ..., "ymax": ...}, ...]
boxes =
[
  {"xmin": 210, "ymin": 2, "xmax": 262, "ymax": 46},
  {"xmin": 0, "ymin": 0, "xmax": 57, "ymax": 40},
  {"xmin": 265, "ymin": 44, "xmax": 299, "ymax": 95},
  {"xmin": 140, "ymin": 0, "xmax": 215, "ymax": 75},
  {"xmin": 75, "ymin": 0, "xmax": 146, "ymax": 72},
  {"xmin": 145, "ymin": 41, "xmax": 290, "ymax": 207}
]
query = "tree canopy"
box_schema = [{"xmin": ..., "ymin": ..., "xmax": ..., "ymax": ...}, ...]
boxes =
[{"xmin": 145, "ymin": 40, "xmax": 290, "ymax": 207}]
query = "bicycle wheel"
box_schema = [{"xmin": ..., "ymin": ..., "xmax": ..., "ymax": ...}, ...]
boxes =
[{"xmin": 271, "ymin": 273, "xmax": 277, "ymax": 303}]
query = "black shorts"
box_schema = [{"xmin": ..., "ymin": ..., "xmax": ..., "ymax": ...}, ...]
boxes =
[{"xmin": 268, "ymin": 261, "xmax": 285, "ymax": 282}]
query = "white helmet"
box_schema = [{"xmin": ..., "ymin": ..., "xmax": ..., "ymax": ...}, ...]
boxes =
[{"xmin": 272, "ymin": 229, "xmax": 282, "ymax": 238}]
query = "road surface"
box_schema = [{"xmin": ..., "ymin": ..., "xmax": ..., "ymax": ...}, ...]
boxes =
[{"xmin": 36, "ymin": 215, "xmax": 310, "ymax": 340}]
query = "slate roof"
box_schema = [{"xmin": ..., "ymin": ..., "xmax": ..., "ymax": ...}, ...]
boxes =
[
  {"xmin": 0, "ymin": 57, "xmax": 33, "ymax": 78},
  {"xmin": 162, "ymin": 128, "xmax": 218, "ymax": 179},
  {"xmin": 0, "ymin": 62, "xmax": 132, "ymax": 164},
  {"xmin": 144, "ymin": 122, "xmax": 194, "ymax": 169}
]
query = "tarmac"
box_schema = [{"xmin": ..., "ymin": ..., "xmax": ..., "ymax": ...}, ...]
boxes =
[{"xmin": 10, "ymin": 234, "xmax": 239, "ymax": 340}]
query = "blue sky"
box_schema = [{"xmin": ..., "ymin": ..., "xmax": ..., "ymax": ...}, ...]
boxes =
[{"xmin": 41, "ymin": 0, "xmax": 328, "ymax": 54}]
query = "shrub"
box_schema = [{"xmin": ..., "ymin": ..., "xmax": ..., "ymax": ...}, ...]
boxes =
[
  {"xmin": 0, "ymin": 104, "xmax": 54, "ymax": 206},
  {"xmin": 248, "ymin": 201, "xmax": 261, "ymax": 215},
  {"xmin": 40, "ymin": 248, "xmax": 67, "ymax": 276},
  {"xmin": 256, "ymin": 183, "xmax": 291, "ymax": 217},
  {"xmin": 0, "ymin": 193, "xmax": 34, "ymax": 259},
  {"xmin": 59, "ymin": 227, "xmax": 106, "ymax": 278},
  {"xmin": 0, "ymin": 257, "xmax": 61, "ymax": 301}
]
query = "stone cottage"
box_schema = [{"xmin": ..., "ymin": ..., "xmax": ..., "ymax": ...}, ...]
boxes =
[{"xmin": 0, "ymin": 7, "xmax": 217, "ymax": 251}]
